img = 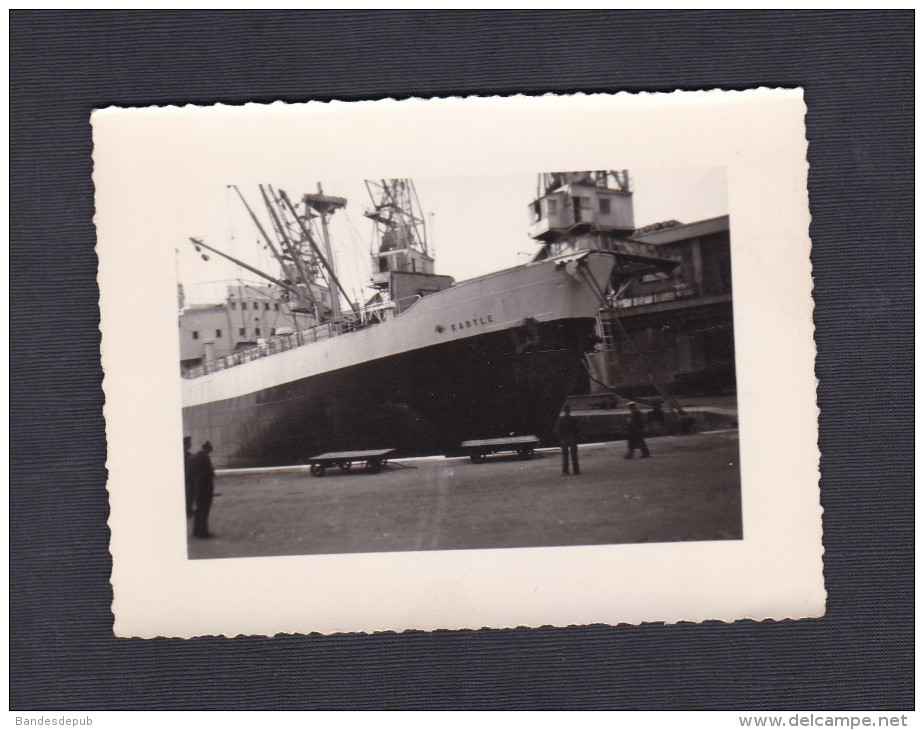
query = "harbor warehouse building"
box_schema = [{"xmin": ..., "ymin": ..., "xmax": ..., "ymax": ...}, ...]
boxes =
[
  {"xmin": 588, "ymin": 215, "xmax": 735, "ymax": 396},
  {"xmin": 179, "ymin": 284, "xmax": 318, "ymax": 373}
]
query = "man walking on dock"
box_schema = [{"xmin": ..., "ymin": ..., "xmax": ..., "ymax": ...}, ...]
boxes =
[
  {"xmin": 625, "ymin": 403, "xmax": 650, "ymax": 459},
  {"xmin": 555, "ymin": 405, "xmax": 581, "ymax": 476}
]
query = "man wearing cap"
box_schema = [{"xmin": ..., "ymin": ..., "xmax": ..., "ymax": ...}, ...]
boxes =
[
  {"xmin": 625, "ymin": 403, "xmax": 650, "ymax": 459},
  {"xmin": 191, "ymin": 441, "xmax": 216, "ymax": 538}
]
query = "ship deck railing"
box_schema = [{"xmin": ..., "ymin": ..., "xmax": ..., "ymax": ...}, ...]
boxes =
[{"xmin": 181, "ymin": 294, "xmax": 422, "ymax": 379}]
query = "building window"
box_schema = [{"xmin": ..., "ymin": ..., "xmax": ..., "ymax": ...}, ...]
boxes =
[
  {"xmin": 255, "ymin": 327, "xmax": 261, "ymax": 337},
  {"xmin": 271, "ymin": 328, "xmax": 276, "ymax": 336},
  {"xmin": 599, "ymin": 198, "xmax": 611, "ymax": 214},
  {"xmin": 239, "ymin": 327, "xmax": 246, "ymax": 337},
  {"xmin": 264, "ymin": 302, "xmax": 270, "ymax": 311},
  {"xmin": 274, "ymin": 302, "xmax": 280, "ymax": 311},
  {"xmin": 215, "ymin": 329, "xmax": 222, "ymax": 338},
  {"xmin": 230, "ymin": 302, "xmax": 236, "ymax": 310},
  {"xmin": 192, "ymin": 331, "xmax": 199, "ymax": 340},
  {"xmin": 241, "ymin": 302, "xmax": 247, "ymax": 310},
  {"xmin": 547, "ymin": 199, "xmax": 558, "ymax": 215}
]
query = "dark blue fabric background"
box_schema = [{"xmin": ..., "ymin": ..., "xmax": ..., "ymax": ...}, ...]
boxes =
[{"xmin": 10, "ymin": 10, "xmax": 913, "ymax": 709}]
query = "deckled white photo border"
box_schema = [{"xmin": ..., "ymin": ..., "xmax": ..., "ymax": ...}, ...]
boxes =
[{"xmin": 95, "ymin": 90, "xmax": 823, "ymax": 637}]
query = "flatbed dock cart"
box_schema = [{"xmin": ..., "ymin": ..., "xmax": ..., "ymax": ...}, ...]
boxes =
[
  {"xmin": 460, "ymin": 436, "xmax": 540, "ymax": 464},
  {"xmin": 308, "ymin": 449, "xmax": 395, "ymax": 476}
]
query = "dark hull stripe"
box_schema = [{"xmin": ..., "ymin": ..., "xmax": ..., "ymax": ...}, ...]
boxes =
[{"xmin": 183, "ymin": 318, "xmax": 597, "ymax": 468}]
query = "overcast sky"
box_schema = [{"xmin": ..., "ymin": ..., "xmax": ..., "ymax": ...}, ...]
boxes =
[{"xmin": 178, "ymin": 167, "xmax": 727, "ymax": 306}]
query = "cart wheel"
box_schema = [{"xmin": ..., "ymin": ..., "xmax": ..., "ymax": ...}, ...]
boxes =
[
  {"xmin": 338, "ymin": 460, "xmax": 353, "ymax": 471},
  {"xmin": 470, "ymin": 452, "xmax": 485, "ymax": 464},
  {"xmin": 366, "ymin": 458, "xmax": 382, "ymax": 474},
  {"xmin": 310, "ymin": 463, "xmax": 326, "ymax": 477},
  {"xmin": 517, "ymin": 447, "xmax": 535, "ymax": 460}
]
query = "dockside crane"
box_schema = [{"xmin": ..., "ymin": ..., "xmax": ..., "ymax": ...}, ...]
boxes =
[{"xmin": 527, "ymin": 170, "xmax": 687, "ymax": 418}]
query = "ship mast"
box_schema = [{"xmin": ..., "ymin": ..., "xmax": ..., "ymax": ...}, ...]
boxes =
[
  {"xmin": 191, "ymin": 184, "xmax": 360, "ymax": 326},
  {"xmin": 301, "ymin": 183, "xmax": 347, "ymax": 322}
]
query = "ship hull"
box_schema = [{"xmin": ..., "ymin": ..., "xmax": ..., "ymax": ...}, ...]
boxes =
[
  {"xmin": 182, "ymin": 251, "xmax": 616, "ymax": 468},
  {"xmin": 184, "ymin": 318, "xmax": 596, "ymax": 467}
]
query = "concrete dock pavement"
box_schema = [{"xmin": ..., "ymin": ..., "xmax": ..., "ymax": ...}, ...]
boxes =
[{"xmin": 187, "ymin": 429, "xmax": 742, "ymax": 560}]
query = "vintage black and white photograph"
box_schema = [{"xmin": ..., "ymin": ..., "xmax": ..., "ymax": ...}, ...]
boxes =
[
  {"xmin": 176, "ymin": 170, "xmax": 740, "ymax": 559},
  {"xmin": 96, "ymin": 91, "xmax": 822, "ymax": 637}
]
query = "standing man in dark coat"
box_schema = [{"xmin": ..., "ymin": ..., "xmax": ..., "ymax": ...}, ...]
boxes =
[
  {"xmin": 183, "ymin": 436, "xmax": 195, "ymax": 518},
  {"xmin": 555, "ymin": 404, "xmax": 580, "ymax": 476},
  {"xmin": 625, "ymin": 403, "xmax": 650, "ymax": 459},
  {"xmin": 191, "ymin": 441, "xmax": 216, "ymax": 538}
]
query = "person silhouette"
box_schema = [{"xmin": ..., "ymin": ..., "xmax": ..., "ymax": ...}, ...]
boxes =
[
  {"xmin": 625, "ymin": 403, "xmax": 650, "ymax": 459},
  {"xmin": 191, "ymin": 441, "xmax": 216, "ymax": 538},
  {"xmin": 555, "ymin": 405, "xmax": 581, "ymax": 476},
  {"xmin": 183, "ymin": 436, "xmax": 195, "ymax": 518}
]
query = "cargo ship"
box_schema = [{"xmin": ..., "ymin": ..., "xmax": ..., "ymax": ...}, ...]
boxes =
[{"xmin": 180, "ymin": 177, "xmax": 662, "ymax": 467}]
